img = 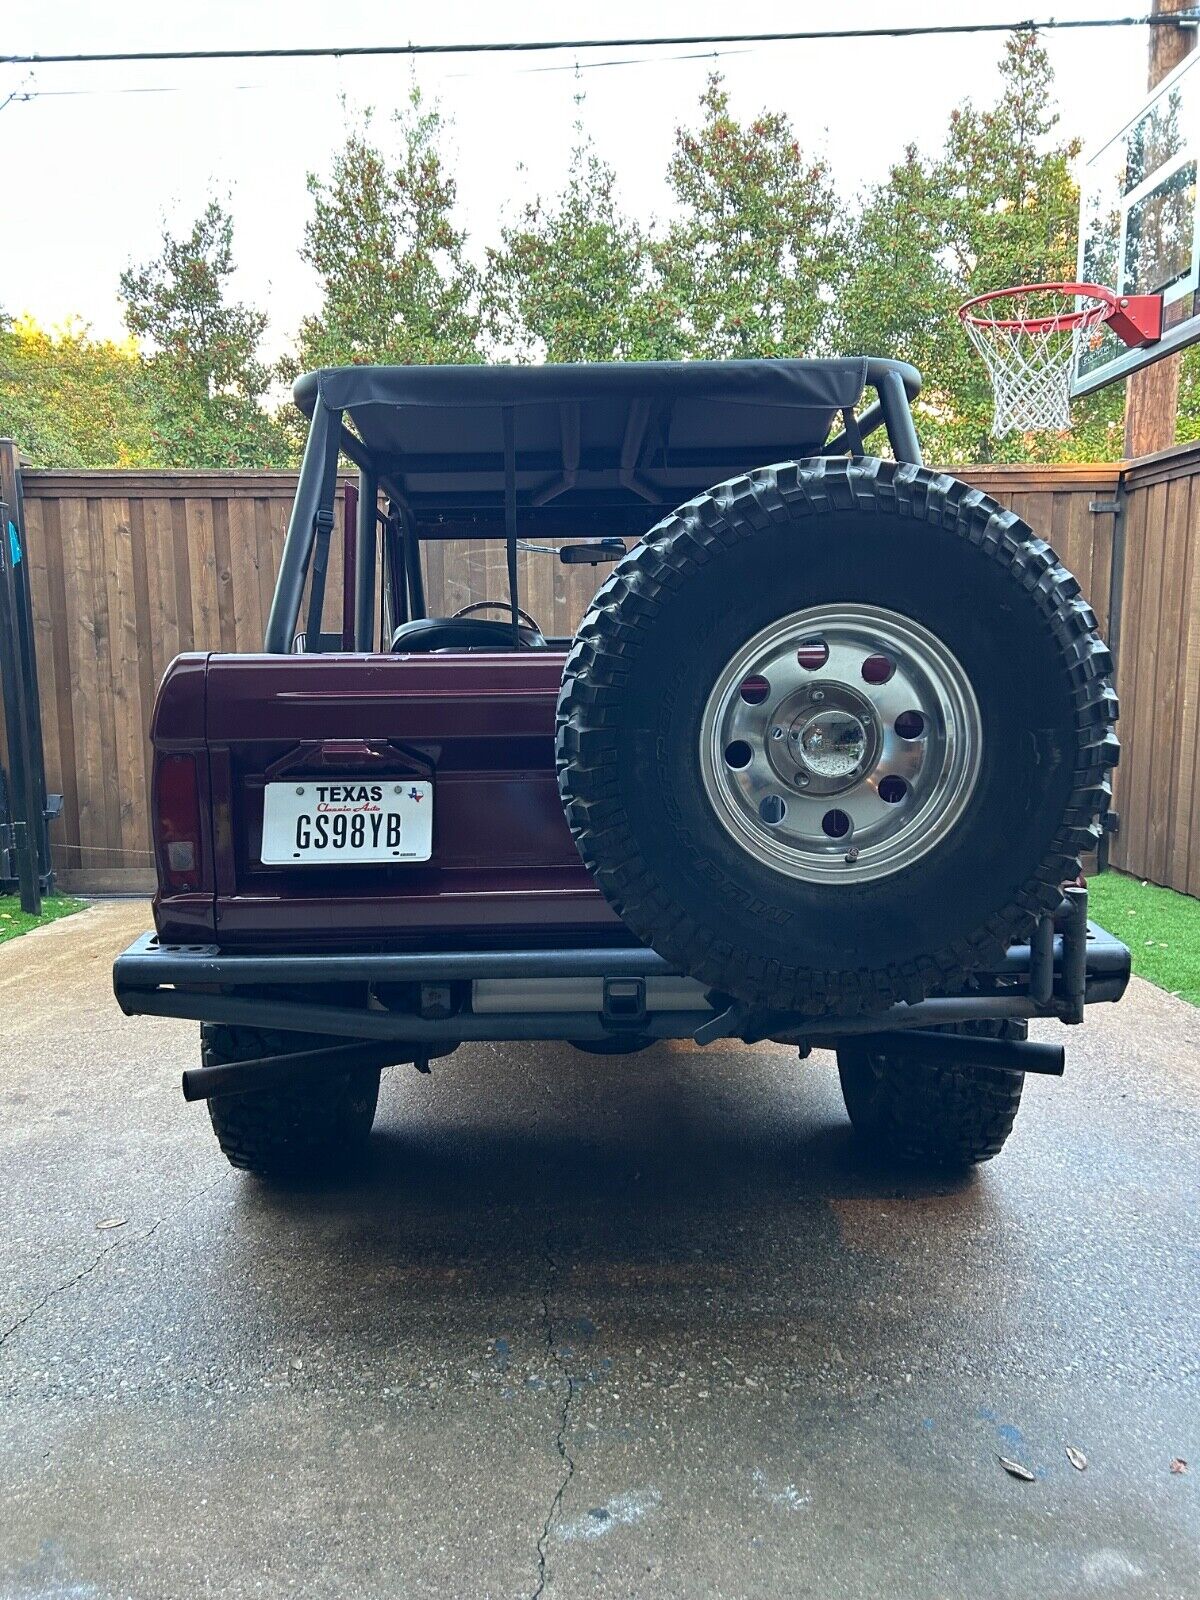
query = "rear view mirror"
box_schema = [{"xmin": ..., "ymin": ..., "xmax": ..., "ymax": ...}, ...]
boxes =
[{"xmin": 558, "ymin": 539, "xmax": 627, "ymax": 565}]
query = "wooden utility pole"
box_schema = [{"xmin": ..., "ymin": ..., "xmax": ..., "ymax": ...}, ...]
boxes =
[{"xmin": 1123, "ymin": 0, "xmax": 1198, "ymax": 458}]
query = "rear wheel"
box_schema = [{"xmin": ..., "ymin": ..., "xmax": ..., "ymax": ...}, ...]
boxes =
[
  {"xmin": 837, "ymin": 1020, "xmax": 1027, "ymax": 1169},
  {"xmin": 201, "ymin": 1024, "xmax": 381, "ymax": 1178}
]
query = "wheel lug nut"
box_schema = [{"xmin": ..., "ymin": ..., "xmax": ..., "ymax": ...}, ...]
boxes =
[
  {"xmin": 844, "ymin": 847, "xmax": 860, "ymax": 864},
  {"xmin": 795, "ymin": 773, "xmax": 810, "ymax": 787},
  {"xmin": 811, "ymin": 689, "xmax": 825, "ymax": 703}
]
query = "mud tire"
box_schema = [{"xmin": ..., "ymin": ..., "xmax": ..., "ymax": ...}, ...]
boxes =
[
  {"xmin": 201, "ymin": 1024, "xmax": 381, "ymax": 1177},
  {"xmin": 557, "ymin": 458, "xmax": 1117, "ymax": 1015},
  {"xmin": 837, "ymin": 1019, "xmax": 1028, "ymax": 1168}
]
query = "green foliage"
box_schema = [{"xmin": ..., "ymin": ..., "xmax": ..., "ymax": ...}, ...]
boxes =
[
  {"xmin": 0, "ymin": 894, "xmax": 86, "ymax": 946},
  {"xmin": 0, "ymin": 315, "xmax": 156, "ymax": 468},
  {"xmin": 120, "ymin": 200, "xmax": 289, "ymax": 468},
  {"xmin": 1175, "ymin": 345, "xmax": 1200, "ymax": 444},
  {"xmin": 484, "ymin": 131, "xmax": 677, "ymax": 361},
  {"xmin": 833, "ymin": 145, "xmax": 963, "ymax": 429},
  {"xmin": 653, "ymin": 75, "xmax": 844, "ymax": 358},
  {"xmin": 292, "ymin": 90, "xmax": 481, "ymax": 372},
  {"xmin": 839, "ymin": 29, "xmax": 1124, "ymax": 464},
  {"xmin": 6, "ymin": 33, "xmax": 1165, "ymax": 469}
]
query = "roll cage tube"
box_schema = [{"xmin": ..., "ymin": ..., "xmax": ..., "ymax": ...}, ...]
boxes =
[
  {"xmin": 380, "ymin": 502, "xmax": 430, "ymax": 639},
  {"xmin": 265, "ymin": 359, "xmax": 924, "ymax": 653},
  {"xmin": 353, "ymin": 465, "xmax": 377, "ymax": 651},
  {"xmin": 265, "ymin": 400, "xmax": 342, "ymax": 653},
  {"xmin": 826, "ymin": 359, "xmax": 923, "ymax": 461},
  {"xmin": 267, "ymin": 405, "xmax": 428, "ymax": 655}
]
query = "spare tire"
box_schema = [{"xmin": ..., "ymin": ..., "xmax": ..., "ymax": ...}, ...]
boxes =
[{"xmin": 556, "ymin": 457, "xmax": 1117, "ymax": 1016}]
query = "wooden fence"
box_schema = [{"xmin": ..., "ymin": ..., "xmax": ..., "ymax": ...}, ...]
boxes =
[
  {"xmin": 1107, "ymin": 442, "xmax": 1200, "ymax": 897},
  {"xmin": 9, "ymin": 447, "xmax": 1190, "ymax": 894}
]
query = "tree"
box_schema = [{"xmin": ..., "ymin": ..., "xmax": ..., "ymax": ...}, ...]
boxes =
[
  {"xmin": 1175, "ymin": 346, "xmax": 1200, "ymax": 443},
  {"xmin": 293, "ymin": 90, "xmax": 481, "ymax": 371},
  {"xmin": 840, "ymin": 29, "xmax": 1123, "ymax": 464},
  {"xmin": 652, "ymin": 75, "xmax": 845, "ymax": 359},
  {"xmin": 833, "ymin": 148, "xmax": 960, "ymax": 395},
  {"xmin": 120, "ymin": 200, "xmax": 287, "ymax": 468},
  {"xmin": 0, "ymin": 314, "xmax": 156, "ymax": 468},
  {"xmin": 484, "ymin": 130, "xmax": 678, "ymax": 362}
]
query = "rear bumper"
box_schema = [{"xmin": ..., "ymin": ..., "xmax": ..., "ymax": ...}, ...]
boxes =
[{"xmin": 114, "ymin": 889, "xmax": 1130, "ymax": 1048}]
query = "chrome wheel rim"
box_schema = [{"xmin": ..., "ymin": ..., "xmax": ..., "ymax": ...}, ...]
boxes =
[{"xmin": 698, "ymin": 604, "xmax": 982, "ymax": 884}]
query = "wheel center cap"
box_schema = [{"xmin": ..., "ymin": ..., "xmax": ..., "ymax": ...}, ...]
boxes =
[{"xmin": 794, "ymin": 709, "xmax": 868, "ymax": 779}]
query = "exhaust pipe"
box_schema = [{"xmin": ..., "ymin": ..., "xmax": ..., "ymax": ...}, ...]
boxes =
[
  {"xmin": 182, "ymin": 1040, "xmax": 418, "ymax": 1103},
  {"xmin": 858, "ymin": 1029, "xmax": 1064, "ymax": 1076}
]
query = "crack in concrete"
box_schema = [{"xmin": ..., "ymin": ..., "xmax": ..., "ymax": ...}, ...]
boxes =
[
  {"xmin": 531, "ymin": 1234, "xmax": 577, "ymax": 1600},
  {"xmin": 0, "ymin": 1234, "xmax": 127, "ymax": 1354},
  {"xmin": 0, "ymin": 1171, "xmax": 227, "ymax": 1358}
]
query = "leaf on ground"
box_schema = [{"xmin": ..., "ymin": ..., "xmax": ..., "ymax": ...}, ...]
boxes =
[
  {"xmin": 998, "ymin": 1456, "xmax": 1036, "ymax": 1482},
  {"xmin": 1065, "ymin": 1446, "xmax": 1087, "ymax": 1471},
  {"xmin": 1170, "ymin": 1458, "xmax": 1188, "ymax": 1475},
  {"xmin": 96, "ymin": 1217, "xmax": 127, "ymax": 1231}
]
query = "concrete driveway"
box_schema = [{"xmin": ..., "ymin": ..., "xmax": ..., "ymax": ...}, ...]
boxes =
[{"xmin": 1, "ymin": 901, "xmax": 1197, "ymax": 1600}]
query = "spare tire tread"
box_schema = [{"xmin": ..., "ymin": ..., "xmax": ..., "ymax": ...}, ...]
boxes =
[{"xmin": 557, "ymin": 457, "xmax": 1117, "ymax": 1016}]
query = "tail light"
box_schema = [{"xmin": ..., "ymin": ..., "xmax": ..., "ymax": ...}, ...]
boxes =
[{"xmin": 156, "ymin": 753, "xmax": 203, "ymax": 893}]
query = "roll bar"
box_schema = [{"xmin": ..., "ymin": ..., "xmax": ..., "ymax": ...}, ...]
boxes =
[
  {"xmin": 825, "ymin": 359, "xmax": 923, "ymax": 462},
  {"xmin": 265, "ymin": 357, "xmax": 926, "ymax": 653}
]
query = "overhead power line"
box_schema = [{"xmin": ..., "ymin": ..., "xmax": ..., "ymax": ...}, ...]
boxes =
[{"xmin": 3, "ymin": 13, "xmax": 1200, "ymax": 70}]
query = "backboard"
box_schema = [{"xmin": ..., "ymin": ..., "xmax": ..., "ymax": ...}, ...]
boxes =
[{"xmin": 1072, "ymin": 47, "xmax": 1200, "ymax": 398}]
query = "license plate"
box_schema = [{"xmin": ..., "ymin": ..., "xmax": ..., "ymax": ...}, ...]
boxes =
[{"xmin": 261, "ymin": 778, "xmax": 433, "ymax": 865}]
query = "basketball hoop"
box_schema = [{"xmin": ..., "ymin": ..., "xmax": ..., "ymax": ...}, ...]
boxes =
[{"xmin": 958, "ymin": 282, "xmax": 1162, "ymax": 436}]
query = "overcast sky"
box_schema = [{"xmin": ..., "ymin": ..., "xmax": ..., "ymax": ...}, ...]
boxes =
[{"xmin": 1, "ymin": 1, "xmax": 1153, "ymax": 359}]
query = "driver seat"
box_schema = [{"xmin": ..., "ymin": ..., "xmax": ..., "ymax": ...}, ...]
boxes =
[{"xmin": 390, "ymin": 617, "xmax": 547, "ymax": 653}]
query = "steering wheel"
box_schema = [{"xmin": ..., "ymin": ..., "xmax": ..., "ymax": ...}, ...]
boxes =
[{"xmin": 452, "ymin": 600, "xmax": 544, "ymax": 633}]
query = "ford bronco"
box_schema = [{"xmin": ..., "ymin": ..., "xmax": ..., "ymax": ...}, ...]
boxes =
[{"xmin": 113, "ymin": 358, "xmax": 1129, "ymax": 1177}]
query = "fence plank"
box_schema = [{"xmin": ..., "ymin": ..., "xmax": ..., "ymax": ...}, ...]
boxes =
[
  {"xmin": 20, "ymin": 498, "xmax": 64, "ymax": 850},
  {"xmin": 226, "ymin": 495, "xmax": 264, "ymax": 653},
  {"xmin": 1147, "ymin": 475, "xmax": 1193, "ymax": 884},
  {"xmin": 128, "ymin": 497, "xmax": 156, "ymax": 850},
  {"xmin": 74, "ymin": 498, "xmax": 119, "ymax": 863},
  {"xmin": 1109, "ymin": 483, "xmax": 1145, "ymax": 877},
  {"xmin": 1128, "ymin": 480, "xmax": 1166, "ymax": 877},
  {"xmin": 210, "ymin": 498, "xmax": 238, "ymax": 655},
  {"xmin": 185, "ymin": 498, "xmax": 221, "ymax": 651},
  {"xmin": 143, "ymin": 497, "xmax": 182, "ymax": 686},
  {"xmin": 98, "ymin": 497, "xmax": 146, "ymax": 861},
  {"xmin": 1171, "ymin": 472, "xmax": 1200, "ymax": 894},
  {"xmin": 35, "ymin": 496, "xmax": 81, "ymax": 871}
]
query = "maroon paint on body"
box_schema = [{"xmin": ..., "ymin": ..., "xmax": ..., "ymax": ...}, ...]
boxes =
[{"xmin": 150, "ymin": 651, "xmax": 617, "ymax": 947}]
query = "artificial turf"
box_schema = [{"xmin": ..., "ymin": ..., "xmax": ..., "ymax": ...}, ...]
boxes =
[{"xmin": 1087, "ymin": 870, "xmax": 1200, "ymax": 1008}]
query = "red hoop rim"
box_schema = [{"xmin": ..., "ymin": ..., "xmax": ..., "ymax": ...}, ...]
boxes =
[{"xmin": 957, "ymin": 281, "xmax": 1119, "ymax": 335}]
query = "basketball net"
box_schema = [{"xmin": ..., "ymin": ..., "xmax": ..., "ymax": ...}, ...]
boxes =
[{"xmin": 959, "ymin": 288, "xmax": 1114, "ymax": 436}]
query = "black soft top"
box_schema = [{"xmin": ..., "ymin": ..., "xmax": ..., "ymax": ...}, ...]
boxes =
[
  {"xmin": 293, "ymin": 358, "xmax": 878, "ymax": 531},
  {"xmin": 269, "ymin": 357, "xmax": 922, "ymax": 649}
]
